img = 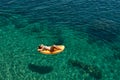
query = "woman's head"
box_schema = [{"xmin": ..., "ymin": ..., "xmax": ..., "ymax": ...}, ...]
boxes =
[{"xmin": 38, "ymin": 44, "xmax": 44, "ymax": 49}]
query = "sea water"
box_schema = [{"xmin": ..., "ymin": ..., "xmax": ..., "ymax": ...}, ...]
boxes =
[{"xmin": 0, "ymin": 0, "xmax": 120, "ymax": 80}]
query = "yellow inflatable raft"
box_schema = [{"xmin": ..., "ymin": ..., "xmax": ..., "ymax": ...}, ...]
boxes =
[{"xmin": 38, "ymin": 45, "xmax": 65, "ymax": 55}]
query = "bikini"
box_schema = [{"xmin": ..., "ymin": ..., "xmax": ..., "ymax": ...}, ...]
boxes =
[{"xmin": 43, "ymin": 46, "xmax": 51, "ymax": 50}]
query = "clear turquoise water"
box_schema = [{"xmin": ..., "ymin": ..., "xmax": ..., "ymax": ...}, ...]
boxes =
[{"xmin": 0, "ymin": 0, "xmax": 120, "ymax": 80}]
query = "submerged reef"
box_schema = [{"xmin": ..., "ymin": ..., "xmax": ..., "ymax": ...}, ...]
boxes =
[
  {"xmin": 68, "ymin": 59, "xmax": 102, "ymax": 79},
  {"xmin": 28, "ymin": 63, "xmax": 53, "ymax": 74}
]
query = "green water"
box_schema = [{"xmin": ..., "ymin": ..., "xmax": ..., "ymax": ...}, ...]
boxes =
[
  {"xmin": 0, "ymin": 14, "xmax": 120, "ymax": 80},
  {"xmin": 0, "ymin": 0, "xmax": 120, "ymax": 79}
]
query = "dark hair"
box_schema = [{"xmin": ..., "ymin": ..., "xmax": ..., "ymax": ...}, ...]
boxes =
[{"xmin": 38, "ymin": 46, "xmax": 42, "ymax": 49}]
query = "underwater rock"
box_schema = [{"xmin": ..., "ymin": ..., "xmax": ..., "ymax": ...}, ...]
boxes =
[
  {"xmin": 19, "ymin": 22, "xmax": 44, "ymax": 36},
  {"xmin": 50, "ymin": 29, "xmax": 64, "ymax": 44},
  {"xmin": 68, "ymin": 59, "xmax": 102, "ymax": 79},
  {"xmin": 28, "ymin": 63, "xmax": 53, "ymax": 74},
  {"xmin": 9, "ymin": 15, "xmax": 29, "ymax": 29}
]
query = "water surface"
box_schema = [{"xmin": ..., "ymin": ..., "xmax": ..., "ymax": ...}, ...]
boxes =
[{"xmin": 0, "ymin": 0, "xmax": 120, "ymax": 80}]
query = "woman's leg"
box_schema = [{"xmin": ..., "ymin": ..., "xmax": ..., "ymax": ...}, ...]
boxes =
[
  {"xmin": 50, "ymin": 46, "xmax": 55, "ymax": 52},
  {"xmin": 50, "ymin": 45, "xmax": 61, "ymax": 52},
  {"xmin": 53, "ymin": 45, "xmax": 61, "ymax": 50}
]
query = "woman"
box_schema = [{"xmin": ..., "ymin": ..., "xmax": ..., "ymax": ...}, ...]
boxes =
[{"xmin": 38, "ymin": 44, "xmax": 61, "ymax": 52}]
